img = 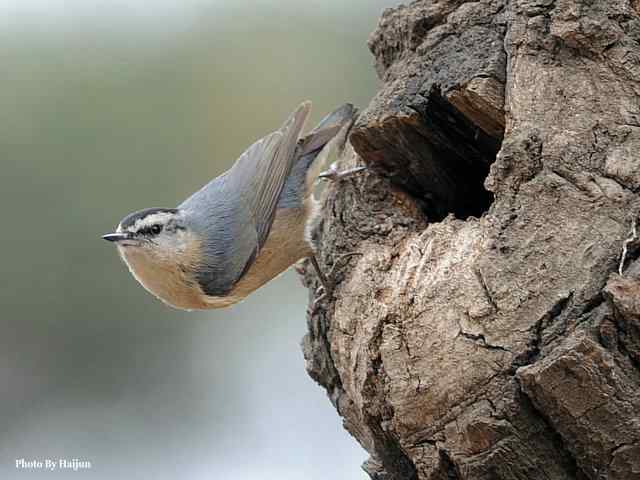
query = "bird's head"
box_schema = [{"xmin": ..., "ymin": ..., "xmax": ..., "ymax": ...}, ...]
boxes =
[
  {"xmin": 103, "ymin": 207, "xmax": 202, "ymax": 270},
  {"xmin": 103, "ymin": 206, "xmax": 244, "ymax": 310}
]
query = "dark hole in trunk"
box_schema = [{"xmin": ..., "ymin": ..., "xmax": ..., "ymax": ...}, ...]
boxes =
[{"xmin": 350, "ymin": 86, "xmax": 504, "ymax": 221}]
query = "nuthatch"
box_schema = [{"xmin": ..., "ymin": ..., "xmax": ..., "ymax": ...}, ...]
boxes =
[{"xmin": 103, "ymin": 102, "xmax": 364, "ymax": 310}]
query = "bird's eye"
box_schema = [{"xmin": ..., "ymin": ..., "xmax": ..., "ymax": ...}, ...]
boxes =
[{"xmin": 151, "ymin": 224, "xmax": 162, "ymax": 235}]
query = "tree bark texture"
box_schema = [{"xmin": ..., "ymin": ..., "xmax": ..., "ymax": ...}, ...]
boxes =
[{"xmin": 301, "ymin": 1, "xmax": 640, "ymax": 479}]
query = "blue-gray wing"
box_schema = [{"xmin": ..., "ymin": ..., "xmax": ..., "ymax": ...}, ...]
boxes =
[{"xmin": 180, "ymin": 102, "xmax": 311, "ymax": 296}]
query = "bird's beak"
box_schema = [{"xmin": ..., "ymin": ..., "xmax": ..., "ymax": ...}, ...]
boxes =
[{"xmin": 102, "ymin": 232, "xmax": 130, "ymax": 243}]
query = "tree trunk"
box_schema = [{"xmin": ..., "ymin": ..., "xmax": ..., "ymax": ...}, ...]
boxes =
[{"xmin": 301, "ymin": 1, "xmax": 640, "ymax": 479}]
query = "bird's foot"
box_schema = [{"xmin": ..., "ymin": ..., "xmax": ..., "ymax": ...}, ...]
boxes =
[
  {"xmin": 306, "ymin": 287, "xmax": 329, "ymax": 317},
  {"xmin": 318, "ymin": 163, "xmax": 367, "ymax": 182},
  {"xmin": 306, "ymin": 253, "xmax": 362, "ymax": 316},
  {"xmin": 325, "ymin": 252, "xmax": 363, "ymax": 284}
]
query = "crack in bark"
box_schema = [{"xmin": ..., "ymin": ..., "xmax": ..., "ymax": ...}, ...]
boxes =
[
  {"xmin": 474, "ymin": 267, "xmax": 499, "ymax": 314},
  {"xmin": 455, "ymin": 321, "xmax": 511, "ymax": 352},
  {"xmin": 440, "ymin": 449, "xmax": 462, "ymax": 480},
  {"xmin": 606, "ymin": 291, "xmax": 640, "ymax": 373},
  {"xmin": 549, "ymin": 168, "xmax": 601, "ymax": 199},
  {"xmin": 512, "ymin": 293, "xmax": 573, "ymax": 370},
  {"xmin": 608, "ymin": 441, "xmax": 638, "ymax": 469},
  {"xmin": 516, "ymin": 382, "xmax": 583, "ymax": 480}
]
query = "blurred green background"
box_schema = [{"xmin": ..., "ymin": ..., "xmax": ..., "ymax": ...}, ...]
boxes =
[{"xmin": 0, "ymin": 0, "xmax": 399, "ymax": 479}]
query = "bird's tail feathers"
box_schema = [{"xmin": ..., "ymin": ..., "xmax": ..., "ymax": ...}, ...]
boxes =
[
  {"xmin": 302, "ymin": 104, "xmax": 357, "ymax": 194},
  {"xmin": 298, "ymin": 103, "xmax": 356, "ymax": 157}
]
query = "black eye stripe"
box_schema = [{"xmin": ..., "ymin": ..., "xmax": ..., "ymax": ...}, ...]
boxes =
[{"xmin": 137, "ymin": 224, "xmax": 163, "ymax": 236}]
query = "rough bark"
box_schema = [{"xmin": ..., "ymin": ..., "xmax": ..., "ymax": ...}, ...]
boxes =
[{"xmin": 300, "ymin": 0, "xmax": 640, "ymax": 479}]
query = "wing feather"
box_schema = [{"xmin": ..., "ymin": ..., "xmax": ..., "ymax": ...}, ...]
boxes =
[{"xmin": 181, "ymin": 102, "xmax": 311, "ymax": 296}]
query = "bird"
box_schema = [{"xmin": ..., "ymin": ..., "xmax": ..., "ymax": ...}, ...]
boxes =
[{"xmin": 102, "ymin": 101, "xmax": 364, "ymax": 311}]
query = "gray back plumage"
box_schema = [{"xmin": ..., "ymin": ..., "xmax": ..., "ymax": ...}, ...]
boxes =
[{"xmin": 179, "ymin": 102, "xmax": 311, "ymax": 297}]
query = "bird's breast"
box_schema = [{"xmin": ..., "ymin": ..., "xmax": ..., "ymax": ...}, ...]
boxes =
[{"xmin": 118, "ymin": 247, "xmax": 213, "ymax": 310}]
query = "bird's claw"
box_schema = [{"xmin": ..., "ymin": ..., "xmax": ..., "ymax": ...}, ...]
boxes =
[
  {"xmin": 306, "ymin": 252, "xmax": 362, "ymax": 317},
  {"xmin": 318, "ymin": 164, "xmax": 367, "ymax": 182},
  {"xmin": 307, "ymin": 286, "xmax": 328, "ymax": 317},
  {"xmin": 325, "ymin": 252, "xmax": 362, "ymax": 281}
]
